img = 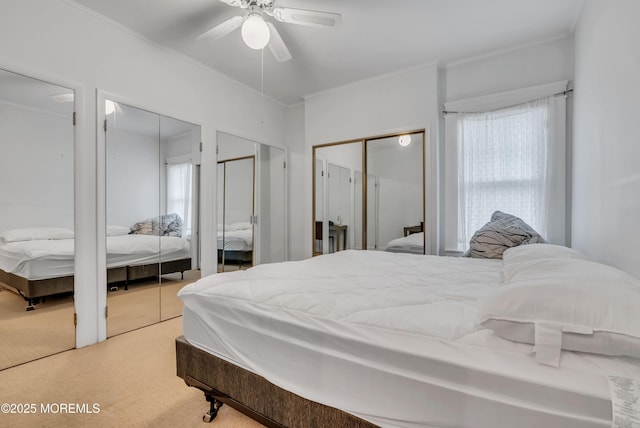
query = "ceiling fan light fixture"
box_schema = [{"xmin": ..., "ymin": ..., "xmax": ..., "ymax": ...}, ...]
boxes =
[{"xmin": 241, "ymin": 13, "xmax": 270, "ymax": 49}]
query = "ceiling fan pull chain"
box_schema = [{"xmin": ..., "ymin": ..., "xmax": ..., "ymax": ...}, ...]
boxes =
[{"xmin": 261, "ymin": 46, "xmax": 264, "ymax": 125}]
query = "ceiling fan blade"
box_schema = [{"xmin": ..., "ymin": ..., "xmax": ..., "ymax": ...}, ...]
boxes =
[
  {"xmin": 216, "ymin": 0, "xmax": 243, "ymax": 6},
  {"xmin": 266, "ymin": 22, "xmax": 292, "ymax": 63},
  {"xmin": 272, "ymin": 7, "xmax": 342, "ymax": 29},
  {"xmin": 196, "ymin": 15, "xmax": 243, "ymax": 42}
]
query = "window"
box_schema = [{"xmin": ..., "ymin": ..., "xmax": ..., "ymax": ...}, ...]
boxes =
[
  {"xmin": 457, "ymin": 99, "xmax": 548, "ymax": 249},
  {"xmin": 166, "ymin": 162, "xmax": 193, "ymax": 238},
  {"xmin": 443, "ymin": 85, "xmax": 567, "ymax": 253}
]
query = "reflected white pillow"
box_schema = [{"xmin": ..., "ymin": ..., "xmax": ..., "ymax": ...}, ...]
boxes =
[
  {"xmin": 226, "ymin": 222, "xmax": 252, "ymax": 231},
  {"xmin": 476, "ymin": 258, "xmax": 640, "ymax": 365},
  {"xmin": 106, "ymin": 225, "xmax": 131, "ymax": 236},
  {"xmin": 0, "ymin": 227, "xmax": 74, "ymax": 244}
]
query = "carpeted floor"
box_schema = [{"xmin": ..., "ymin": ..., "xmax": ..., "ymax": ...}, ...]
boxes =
[
  {"xmin": 0, "ymin": 270, "xmax": 198, "ymax": 370},
  {"xmin": 0, "ymin": 287, "xmax": 75, "ymax": 370},
  {"xmin": 0, "ymin": 316, "xmax": 265, "ymax": 428}
]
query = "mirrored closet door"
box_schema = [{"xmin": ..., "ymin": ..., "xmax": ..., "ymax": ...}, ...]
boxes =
[
  {"xmin": 217, "ymin": 132, "xmax": 286, "ymax": 272},
  {"xmin": 312, "ymin": 130, "xmax": 425, "ymax": 256},
  {"xmin": 0, "ymin": 68, "xmax": 76, "ymax": 369},
  {"xmin": 366, "ymin": 132, "xmax": 425, "ymax": 253},
  {"xmin": 217, "ymin": 156, "xmax": 255, "ymax": 272},
  {"xmin": 105, "ymin": 100, "xmax": 200, "ymax": 337},
  {"xmin": 313, "ymin": 142, "xmax": 363, "ymax": 255}
]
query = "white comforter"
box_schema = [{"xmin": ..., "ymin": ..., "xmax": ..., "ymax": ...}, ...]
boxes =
[{"xmin": 182, "ymin": 249, "xmax": 500, "ymax": 340}]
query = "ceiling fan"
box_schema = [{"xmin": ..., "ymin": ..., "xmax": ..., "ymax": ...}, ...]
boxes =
[{"xmin": 196, "ymin": 0, "xmax": 342, "ymax": 62}]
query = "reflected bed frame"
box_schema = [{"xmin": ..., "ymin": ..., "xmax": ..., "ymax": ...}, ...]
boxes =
[
  {"xmin": 0, "ymin": 258, "xmax": 192, "ymax": 311},
  {"xmin": 217, "ymin": 249, "xmax": 253, "ymax": 267},
  {"xmin": 175, "ymin": 336, "xmax": 378, "ymax": 427}
]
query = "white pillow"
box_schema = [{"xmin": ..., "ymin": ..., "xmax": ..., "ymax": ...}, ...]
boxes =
[
  {"xmin": 476, "ymin": 258, "xmax": 640, "ymax": 366},
  {"xmin": 503, "ymin": 243, "xmax": 587, "ymax": 265},
  {"xmin": 106, "ymin": 225, "xmax": 131, "ymax": 236},
  {"xmin": 0, "ymin": 227, "xmax": 74, "ymax": 244},
  {"xmin": 502, "ymin": 244, "xmax": 588, "ymax": 282}
]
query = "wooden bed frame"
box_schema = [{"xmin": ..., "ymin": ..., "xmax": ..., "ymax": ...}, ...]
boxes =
[
  {"xmin": 175, "ymin": 336, "xmax": 379, "ymax": 427},
  {"xmin": 0, "ymin": 258, "xmax": 192, "ymax": 310}
]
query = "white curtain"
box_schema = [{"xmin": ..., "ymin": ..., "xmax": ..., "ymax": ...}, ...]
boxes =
[
  {"xmin": 457, "ymin": 95, "xmax": 566, "ymax": 249},
  {"xmin": 167, "ymin": 162, "xmax": 193, "ymax": 238}
]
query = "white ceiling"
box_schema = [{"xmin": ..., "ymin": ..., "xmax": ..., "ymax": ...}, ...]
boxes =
[{"xmin": 73, "ymin": 0, "xmax": 584, "ymax": 105}]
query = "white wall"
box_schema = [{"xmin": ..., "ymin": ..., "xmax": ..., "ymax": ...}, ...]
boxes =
[
  {"xmin": 0, "ymin": 0, "xmax": 286, "ymax": 347},
  {"xmin": 295, "ymin": 63, "xmax": 439, "ymax": 259},
  {"xmin": 444, "ymin": 36, "xmax": 574, "ymax": 102},
  {"xmin": 0, "ymin": 102, "xmax": 74, "ymax": 230},
  {"xmin": 217, "ymin": 132, "xmax": 257, "ymax": 161},
  {"xmin": 106, "ymin": 128, "xmax": 159, "ymax": 228},
  {"xmin": 162, "ymin": 131, "xmax": 195, "ymax": 161},
  {"xmin": 315, "ymin": 143, "xmax": 362, "ymax": 173},
  {"xmin": 572, "ymin": 0, "xmax": 640, "ymax": 278}
]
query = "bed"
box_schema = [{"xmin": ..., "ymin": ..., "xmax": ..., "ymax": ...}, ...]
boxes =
[
  {"xmin": 384, "ymin": 231, "xmax": 425, "ymax": 254},
  {"xmin": 217, "ymin": 223, "xmax": 253, "ymax": 265},
  {"xmin": 176, "ymin": 245, "xmax": 640, "ymax": 428},
  {"xmin": 0, "ymin": 227, "xmax": 191, "ymax": 310}
]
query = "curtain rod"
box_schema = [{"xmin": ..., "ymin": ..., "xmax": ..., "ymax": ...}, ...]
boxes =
[{"xmin": 442, "ymin": 89, "xmax": 573, "ymax": 115}]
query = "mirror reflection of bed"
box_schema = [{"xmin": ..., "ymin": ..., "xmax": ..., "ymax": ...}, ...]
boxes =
[
  {"xmin": 217, "ymin": 133, "xmax": 256, "ymax": 273},
  {"xmin": 216, "ymin": 132, "xmax": 287, "ymax": 273},
  {"xmin": 0, "ymin": 68, "xmax": 76, "ymax": 370},
  {"xmin": 104, "ymin": 100, "xmax": 201, "ymax": 337}
]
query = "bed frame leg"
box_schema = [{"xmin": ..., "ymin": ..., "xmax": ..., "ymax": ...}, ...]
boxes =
[
  {"xmin": 203, "ymin": 394, "xmax": 223, "ymax": 423},
  {"xmin": 25, "ymin": 298, "xmax": 38, "ymax": 311}
]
